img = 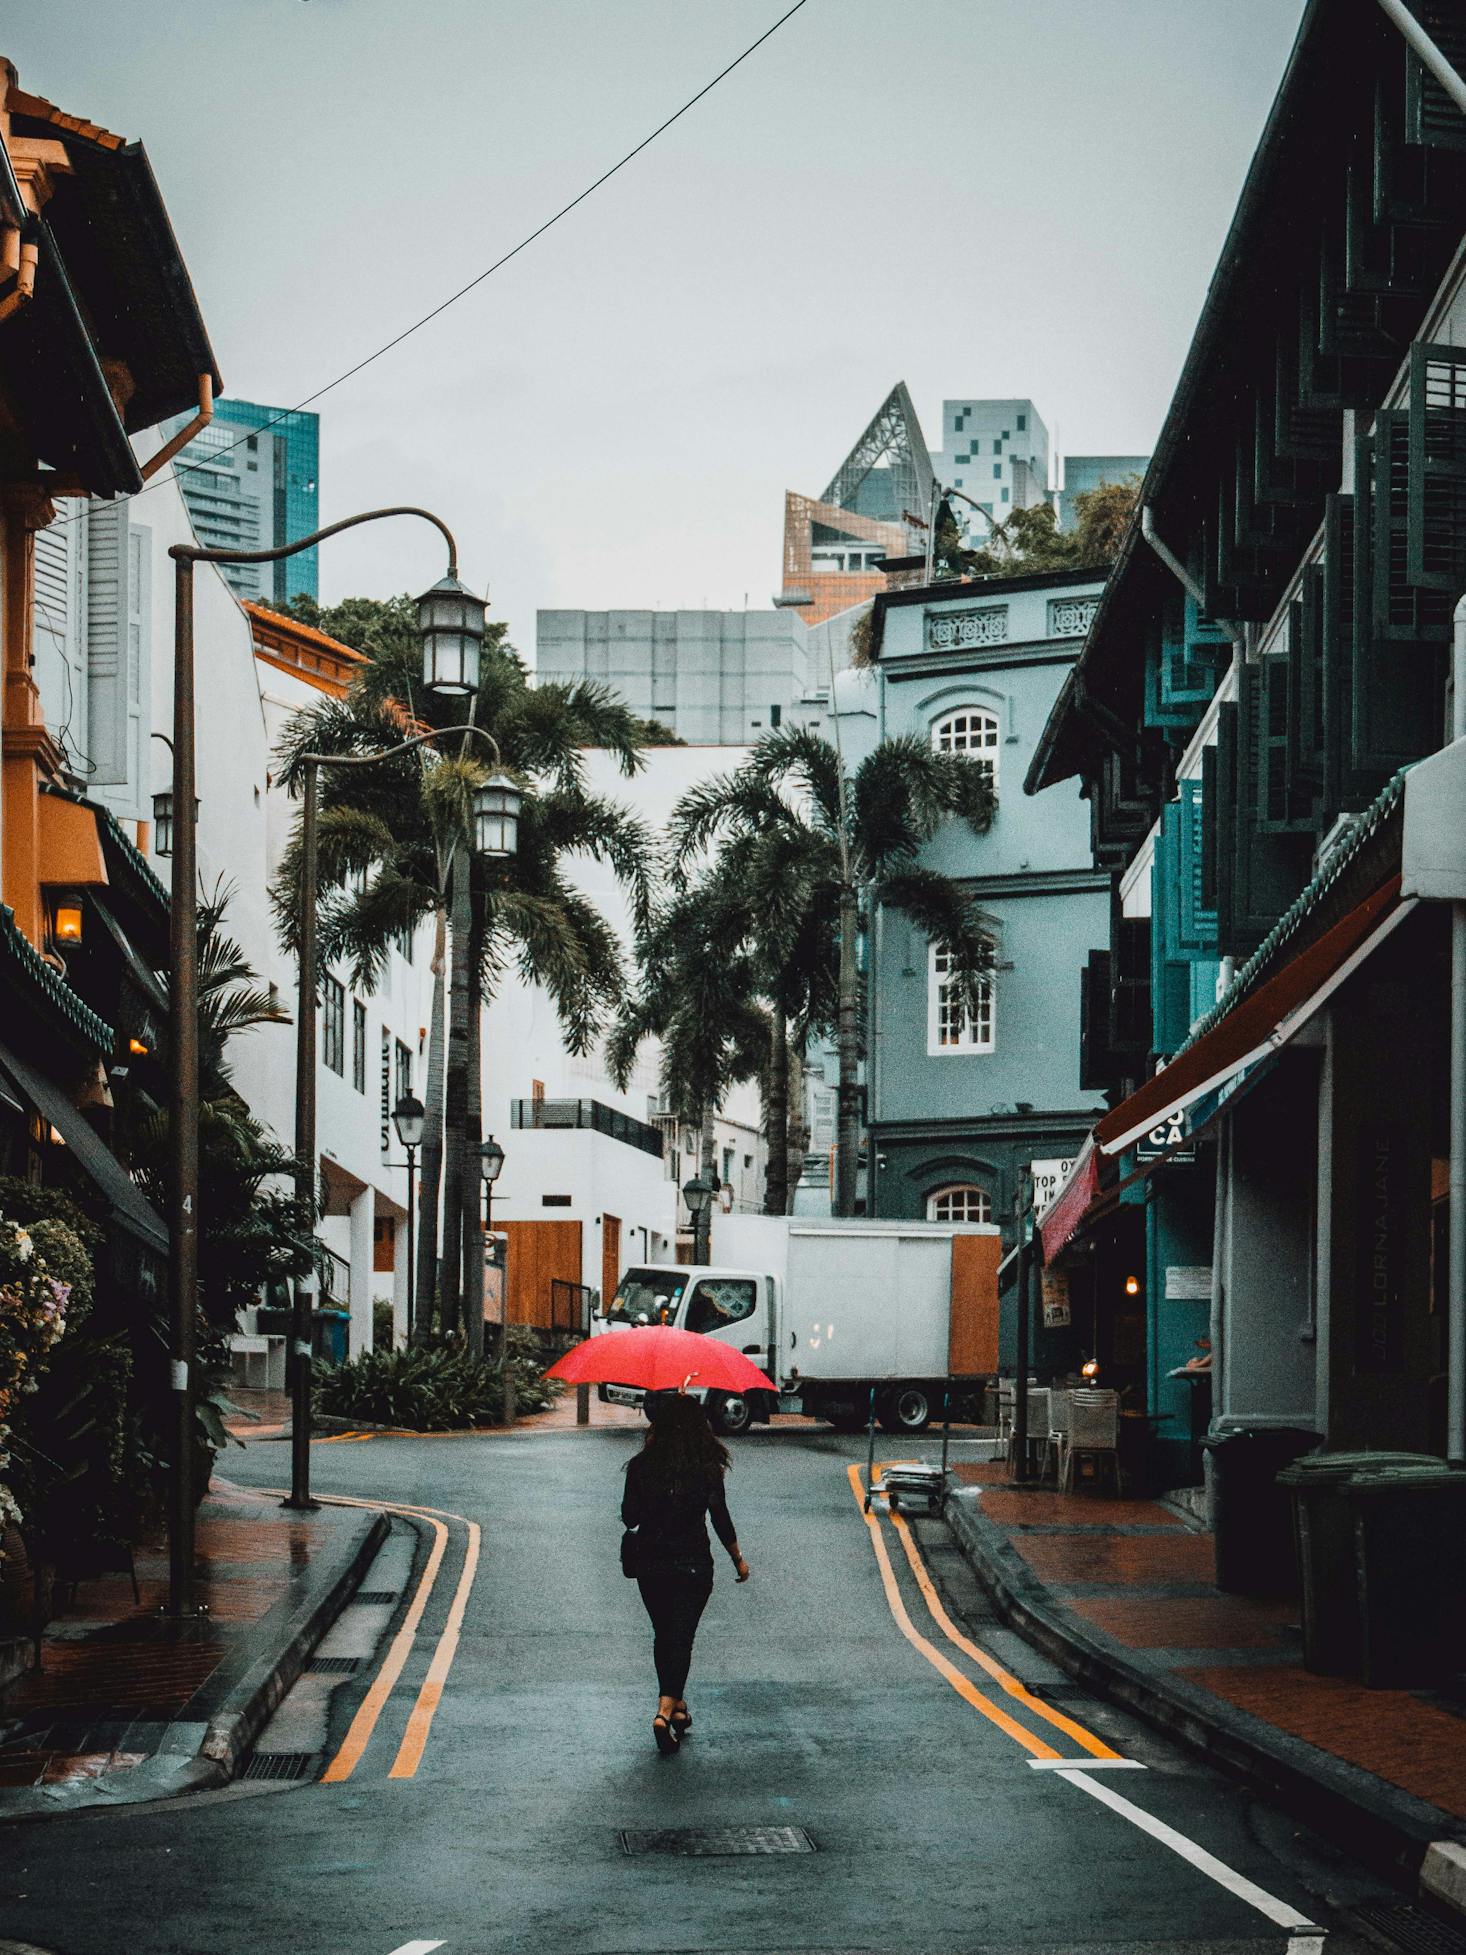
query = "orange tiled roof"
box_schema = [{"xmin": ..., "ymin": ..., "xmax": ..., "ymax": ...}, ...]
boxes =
[
  {"xmin": 7, "ymin": 84, "xmax": 127, "ymax": 153},
  {"xmin": 243, "ymin": 601, "xmax": 366, "ymax": 662}
]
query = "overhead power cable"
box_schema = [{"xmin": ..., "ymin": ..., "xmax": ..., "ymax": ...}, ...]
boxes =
[{"xmin": 60, "ymin": 0, "xmax": 812, "ymax": 527}]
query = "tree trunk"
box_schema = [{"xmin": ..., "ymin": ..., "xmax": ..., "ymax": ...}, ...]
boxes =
[
  {"xmin": 461, "ymin": 884, "xmax": 486, "ymax": 1359},
  {"xmin": 763, "ymin": 1011, "xmax": 789, "ymax": 1217},
  {"xmin": 414, "ymin": 904, "xmax": 448, "ymax": 1343},
  {"xmin": 785, "ymin": 1044, "xmax": 809, "ymax": 1207},
  {"xmin": 835, "ymin": 881, "xmax": 861, "ymax": 1218},
  {"xmin": 696, "ymin": 1107, "xmax": 716, "ymax": 1262},
  {"xmin": 439, "ymin": 852, "xmax": 471, "ymax": 1338}
]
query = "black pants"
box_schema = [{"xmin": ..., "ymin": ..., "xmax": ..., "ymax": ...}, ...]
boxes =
[{"xmin": 636, "ymin": 1555, "xmax": 714, "ymax": 1699}]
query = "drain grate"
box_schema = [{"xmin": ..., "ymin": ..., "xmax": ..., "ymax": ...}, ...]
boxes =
[
  {"xmin": 1353, "ymin": 1900, "xmax": 1466, "ymax": 1955},
  {"xmin": 351, "ymin": 1589, "xmax": 397, "ymax": 1604},
  {"xmin": 620, "ymin": 1825, "xmax": 816, "ymax": 1857},
  {"xmin": 242, "ymin": 1751, "xmax": 317, "ymax": 1782},
  {"xmin": 309, "ymin": 1656, "xmax": 360, "ymax": 1674}
]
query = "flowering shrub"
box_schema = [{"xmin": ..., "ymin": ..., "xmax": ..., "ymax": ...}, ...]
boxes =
[{"xmin": 0, "ymin": 1217, "xmax": 71, "ymax": 1537}]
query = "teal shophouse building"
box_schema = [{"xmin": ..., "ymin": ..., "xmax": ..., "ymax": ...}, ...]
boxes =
[{"xmin": 834, "ymin": 566, "xmax": 1111, "ymax": 1370}]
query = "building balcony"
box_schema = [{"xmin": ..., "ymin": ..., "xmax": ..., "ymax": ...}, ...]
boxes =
[{"xmin": 510, "ymin": 1097, "xmax": 664, "ymax": 1159}]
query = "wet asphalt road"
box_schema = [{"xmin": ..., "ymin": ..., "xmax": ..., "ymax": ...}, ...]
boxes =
[{"xmin": 0, "ymin": 1421, "xmax": 1402, "ymax": 1955}]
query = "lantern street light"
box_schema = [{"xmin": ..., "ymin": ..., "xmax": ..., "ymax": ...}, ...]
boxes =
[
  {"xmin": 392, "ymin": 1091, "xmax": 426, "ymax": 1341},
  {"xmin": 473, "ymin": 775, "xmax": 523, "ymax": 859},
  {"xmin": 168, "ymin": 507, "xmax": 484, "ymax": 1586},
  {"xmin": 683, "ymin": 1173, "xmax": 714, "ymax": 1265},
  {"xmin": 418, "ymin": 573, "xmax": 487, "ymax": 697}
]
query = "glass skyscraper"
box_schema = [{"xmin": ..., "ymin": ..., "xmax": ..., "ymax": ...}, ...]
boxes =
[{"xmin": 169, "ymin": 398, "xmax": 320, "ymax": 605}]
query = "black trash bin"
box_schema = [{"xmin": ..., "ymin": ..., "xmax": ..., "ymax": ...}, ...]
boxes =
[
  {"xmin": 1276, "ymin": 1451, "xmax": 1437, "ymax": 1676},
  {"xmin": 1346, "ymin": 1462, "xmax": 1466, "ymax": 1686},
  {"xmin": 1203, "ymin": 1426, "xmax": 1319, "ymax": 1596}
]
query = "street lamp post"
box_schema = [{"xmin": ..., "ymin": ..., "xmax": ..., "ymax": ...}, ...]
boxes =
[
  {"xmin": 479, "ymin": 1133, "xmax": 510, "ymax": 1416},
  {"xmin": 683, "ymin": 1174, "xmax": 713, "ymax": 1265},
  {"xmin": 289, "ymin": 728, "xmax": 514, "ymax": 1504},
  {"xmin": 392, "ymin": 1092, "xmax": 426, "ymax": 1343},
  {"xmin": 166, "ymin": 508, "xmax": 508, "ymax": 1566}
]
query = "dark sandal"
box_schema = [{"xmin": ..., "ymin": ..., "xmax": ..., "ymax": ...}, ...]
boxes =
[
  {"xmin": 652, "ymin": 1714, "xmax": 680, "ymax": 1756},
  {"xmin": 671, "ymin": 1704, "xmax": 692, "ymax": 1734}
]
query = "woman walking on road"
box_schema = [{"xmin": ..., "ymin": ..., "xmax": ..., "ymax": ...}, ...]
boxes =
[{"xmin": 622, "ymin": 1392, "xmax": 750, "ymax": 1754}]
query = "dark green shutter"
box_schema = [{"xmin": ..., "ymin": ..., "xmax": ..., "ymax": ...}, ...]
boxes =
[
  {"xmin": 1200, "ymin": 746, "xmax": 1219, "ymax": 918},
  {"xmin": 1372, "ymin": 408, "xmax": 1452, "ymax": 642},
  {"xmin": 1405, "ymin": 4, "xmax": 1466, "ymax": 151},
  {"xmin": 1407, "ymin": 340, "xmax": 1466, "ymax": 592},
  {"xmin": 1178, "ymin": 778, "xmax": 1218, "ymax": 953}
]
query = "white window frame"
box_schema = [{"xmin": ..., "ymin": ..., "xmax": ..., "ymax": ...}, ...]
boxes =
[
  {"xmin": 927, "ymin": 940, "xmax": 995, "ymax": 1055},
  {"xmin": 926, "ymin": 1184, "xmax": 992, "ymax": 1224},
  {"xmin": 931, "ymin": 706, "xmax": 1000, "ymax": 792}
]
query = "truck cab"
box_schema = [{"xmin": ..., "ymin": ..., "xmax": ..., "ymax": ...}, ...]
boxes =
[{"xmin": 597, "ymin": 1264, "xmax": 781, "ymax": 1435}]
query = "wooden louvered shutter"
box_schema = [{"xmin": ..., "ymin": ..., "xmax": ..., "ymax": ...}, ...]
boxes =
[
  {"xmin": 85, "ymin": 500, "xmax": 131, "ymax": 788},
  {"xmin": 1199, "ymin": 746, "xmax": 1220, "ymax": 919},
  {"xmin": 1177, "ymin": 779, "xmax": 1217, "ymax": 953},
  {"xmin": 1407, "ymin": 340, "xmax": 1466, "ymax": 593},
  {"xmin": 1405, "ymin": 4, "xmax": 1466, "ymax": 152}
]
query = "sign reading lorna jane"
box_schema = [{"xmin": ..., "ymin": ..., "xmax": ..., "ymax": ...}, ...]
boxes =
[{"xmin": 1030, "ymin": 1158, "xmax": 1077, "ymax": 1216}]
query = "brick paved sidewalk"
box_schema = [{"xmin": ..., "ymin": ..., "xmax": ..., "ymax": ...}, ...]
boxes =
[
  {"xmin": 0, "ymin": 1479, "xmax": 373, "ymax": 1800},
  {"xmin": 952, "ymin": 1460, "xmax": 1466, "ymax": 1823}
]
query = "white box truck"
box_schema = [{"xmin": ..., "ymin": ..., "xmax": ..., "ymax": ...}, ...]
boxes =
[{"xmin": 594, "ymin": 1214, "xmax": 1000, "ymax": 1436}]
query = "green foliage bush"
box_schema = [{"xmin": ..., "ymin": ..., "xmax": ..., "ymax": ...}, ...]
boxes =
[
  {"xmin": 314, "ymin": 1332, "xmax": 561, "ymax": 1430},
  {"xmin": 373, "ymin": 1298, "xmax": 396, "ymax": 1349}
]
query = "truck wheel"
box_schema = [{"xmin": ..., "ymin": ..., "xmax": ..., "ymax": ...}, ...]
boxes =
[
  {"xmin": 879, "ymin": 1387, "xmax": 932, "ymax": 1434},
  {"xmin": 708, "ymin": 1391, "xmax": 753, "ymax": 1437}
]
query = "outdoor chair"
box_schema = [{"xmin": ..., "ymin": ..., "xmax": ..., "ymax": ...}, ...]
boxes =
[
  {"xmin": 1062, "ymin": 1388, "xmax": 1121, "ymax": 1495},
  {"xmin": 1007, "ymin": 1388, "xmax": 1050, "ymax": 1478},
  {"xmin": 1044, "ymin": 1387, "xmax": 1072, "ymax": 1484}
]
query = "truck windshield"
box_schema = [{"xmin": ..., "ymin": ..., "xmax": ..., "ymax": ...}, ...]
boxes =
[{"xmin": 607, "ymin": 1269, "xmax": 687, "ymax": 1326}]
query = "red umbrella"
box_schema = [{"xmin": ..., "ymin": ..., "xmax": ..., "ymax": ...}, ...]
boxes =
[{"xmin": 546, "ymin": 1325, "xmax": 776, "ymax": 1395}]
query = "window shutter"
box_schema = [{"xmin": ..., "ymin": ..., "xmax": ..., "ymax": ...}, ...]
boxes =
[
  {"xmin": 1372, "ymin": 408, "xmax": 1451, "ymax": 643},
  {"xmin": 33, "ymin": 519, "xmax": 83, "ymax": 760},
  {"xmin": 1257, "ymin": 650, "xmax": 1312, "ymax": 834},
  {"xmin": 1351, "ymin": 445, "xmax": 1443, "ymax": 779},
  {"xmin": 1079, "ymin": 951, "xmax": 1113, "ymax": 1093},
  {"xmin": 1230, "ymin": 669, "xmax": 1309, "ymax": 954},
  {"xmin": 86, "ymin": 504, "xmax": 149, "ymax": 808},
  {"xmin": 1287, "ymin": 588, "xmax": 1323, "ymax": 794},
  {"xmin": 1404, "ymin": 4, "xmax": 1466, "ymax": 151},
  {"xmin": 1407, "ymin": 340, "xmax": 1466, "ymax": 593},
  {"xmin": 1199, "ymin": 745, "xmax": 1219, "ymax": 918},
  {"xmin": 1178, "ymin": 778, "xmax": 1217, "ymax": 953}
]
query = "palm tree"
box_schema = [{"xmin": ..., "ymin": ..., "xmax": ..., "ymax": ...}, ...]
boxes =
[
  {"xmin": 608, "ymin": 882, "xmax": 771, "ymax": 1213},
  {"xmin": 273, "ymin": 622, "xmax": 654, "ymax": 1344},
  {"xmin": 668, "ymin": 727, "xmax": 996, "ymax": 1217}
]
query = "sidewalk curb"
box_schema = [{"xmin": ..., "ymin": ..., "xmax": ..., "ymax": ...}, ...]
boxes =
[
  {"xmin": 0, "ymin": 1502, "xmax": 387, "ymax": 1826},
  {"xmin": 942, "ymin": 1484, "xmax": 1466, "ymax": 1907}
]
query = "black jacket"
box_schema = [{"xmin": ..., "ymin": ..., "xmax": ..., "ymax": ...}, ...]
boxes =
[{"xmin": 622, "ymin": 1452, "xmax": 737, "ymax": 1565}]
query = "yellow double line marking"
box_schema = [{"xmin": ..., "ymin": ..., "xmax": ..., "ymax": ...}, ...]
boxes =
[
  {"xmin": 846, "ymin": 1463, "xmax": 1118, "ymax": 1761},
  {"xmin": 268, "ymin": 1490, "xmax": 480, "ymax": 1784}
]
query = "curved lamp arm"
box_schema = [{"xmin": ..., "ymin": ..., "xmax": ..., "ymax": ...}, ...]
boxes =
[
  {"xmin": 169, "ymin": 504, "xmax": 460, "ymax": 578},
  {"xmin": 297, "ymin": 721, "xmax": 502, "ymax": 775}
]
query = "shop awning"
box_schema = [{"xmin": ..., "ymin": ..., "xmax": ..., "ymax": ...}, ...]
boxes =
[
  {"xmin": 1095, "ymin": 875, "xmax": 1410, "ymax": 1158},
  {"xmin": 0, "ymin": 1042, "xmax": 166, "ymax": 1254},
  {"xmin": 1040, "ymin": 874, "xmax": 1412, "ymax": 1263}
]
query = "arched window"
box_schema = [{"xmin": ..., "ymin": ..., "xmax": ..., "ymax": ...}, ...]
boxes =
[
  {"xmin": 927, "ymin": 1185, "xmax": 992, "ymax": 1224},
  {"xmin": 928, "ymin": 940, "xmax": 996, "ymax": 1054},
  {"xmin": 932, "ymin": 707, "xmax": 1000, "ymax": 790}
]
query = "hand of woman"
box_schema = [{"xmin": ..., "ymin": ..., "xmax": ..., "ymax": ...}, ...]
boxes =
[{"xmin": 733, "ymin": 1555, "xmax": 751, "ymax": 1583}]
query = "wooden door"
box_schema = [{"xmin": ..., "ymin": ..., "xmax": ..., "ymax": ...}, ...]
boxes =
[
  {"xmin": 499, "ymin": 1219, "xmax": 583, "ymax": 1329},
  {"xmin": 949, "ymin": 1233, "xmax": 1001, "ymax": 1376},
  {"xmin": 602, "ymin": 1214, "xmax": 621, "ymax": 1313}
]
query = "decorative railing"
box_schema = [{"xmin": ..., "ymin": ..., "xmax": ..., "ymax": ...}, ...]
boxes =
[
  {"xmin": 926, "ymin": 606, "xmax": 1009, "ymax": 652},
  {"xmin": 511, "ymin": 1097, "xmax": 664, "ymax": 1159},
  {"xmin": 1048, "ymin": 595, "xmax": 1100, "ymax": 637}
]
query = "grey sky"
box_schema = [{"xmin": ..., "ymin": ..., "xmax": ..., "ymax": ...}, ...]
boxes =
[{"xmin": 15, "ymin": 0, "xmax": 1303, "ymax": 653}]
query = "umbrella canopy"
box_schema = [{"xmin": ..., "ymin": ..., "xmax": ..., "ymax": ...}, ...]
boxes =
[{"xmin": 546, "ymin": 1325, "xmax": 776, "ymax": 1395}]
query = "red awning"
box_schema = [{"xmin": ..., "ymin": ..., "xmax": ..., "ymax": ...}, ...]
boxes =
[{"xmin": 1038, "ymin": 1141, "xmax": 1099, "ymax": 1264}]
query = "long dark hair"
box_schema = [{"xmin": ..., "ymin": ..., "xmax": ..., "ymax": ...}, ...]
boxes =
[{"xmin": 634, "ymin": 1392, "xmax": 730, "ymax": 1483}]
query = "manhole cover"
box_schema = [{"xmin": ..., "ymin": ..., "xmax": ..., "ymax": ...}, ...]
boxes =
[
  {"xmin": 309, "ymin": 1656, "xmax": 360, "ymax": 1674},
  {"xmin": 242, "ymin": 1751, "xmax": 317, "ymax": 1782},
  {"xmin": 619, "ymin": 1826, "xmax": 816, "ymax": 1856},
  {"xmin": 1353, "ymin": 1900, "xmax": 1466, "ymax": 1955},
  {"xmin": 352, "ymin": 1589, "xmax": 397, "ymax": 1604}
]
